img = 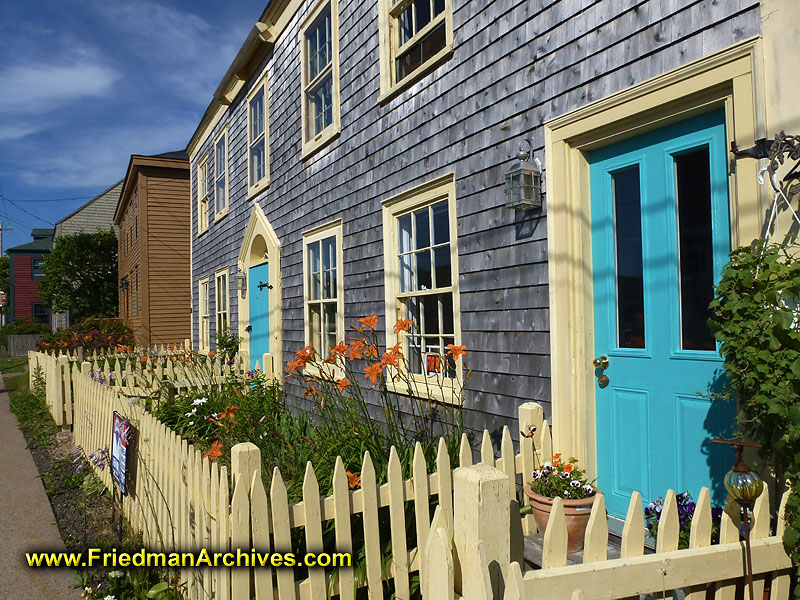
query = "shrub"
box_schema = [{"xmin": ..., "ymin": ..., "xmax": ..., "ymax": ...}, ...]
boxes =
[
  {"xmin": 0, "ymin": 317, "xmax": 50, "ymax": 348},
  {"xmin": 37, "ymin": 317, "xmax": 134, "ymax": 353}
]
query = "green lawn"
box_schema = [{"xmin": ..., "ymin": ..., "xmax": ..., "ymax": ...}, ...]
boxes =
[{"xmin": 0, "ymin": 354, "xmax": 28, "ymax": 374}]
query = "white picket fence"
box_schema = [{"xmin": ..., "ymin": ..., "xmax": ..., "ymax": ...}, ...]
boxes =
[
  {"xmin": 28, "ymin": 349, "xmax": 252, "ymax": 427},
  {"xmin": 424, "ymin": 468, "xmax": 792, "ymax": 600}
]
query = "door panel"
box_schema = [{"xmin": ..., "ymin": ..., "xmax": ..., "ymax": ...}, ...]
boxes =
[
  {"xmin": 248, "ymin": 263, "xmax": 270, "ymax": 371},
  {"xmin": 590, "ymin": 111, "xmax": 736, "ymax": 518}
]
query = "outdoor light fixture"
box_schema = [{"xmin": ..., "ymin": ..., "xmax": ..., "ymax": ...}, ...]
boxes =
[
  {"xmin": 232, "ymin": 273, "xmax": 247, "ymax": 296},
  {"xmin": 504, "ymin": 144, "xmax": 542, "ymax": 210},
  {"xmin": 119, "ymin": 279, "xmax": 129, "ymax": 291},
  {"xmin": 712, "ymin": 438, "xmax": 764, "ymax": 600}
]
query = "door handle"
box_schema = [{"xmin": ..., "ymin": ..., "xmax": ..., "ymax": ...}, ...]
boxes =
[{"xmin": 592, "ymin": 356, "xmax": 609, "ymax": 370}]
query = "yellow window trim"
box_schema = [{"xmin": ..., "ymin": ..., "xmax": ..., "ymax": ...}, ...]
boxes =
[
  {"xmin": 195, "ymin": 154, "xmax": 210, "ymax": 235},
  {"xmin": 377, "ymin": 0, "xmax": 454, "ymax": 103},
  {"xmin": 247, "ymin": 74, "xmax": 271, "ymax": 199},
  {"xmin": 382, "ymin": 171, "xmax": 463, "ymax": 405},
  {"xmin": 214, "ymin": 267, "xmax": 230, "ymax": 337},
  {"xmin": 213, "ymin": 127, "xmax": 229, "ymax": 221},
  {"xmin": 543, "ymin": 37, "xmax": 767, "ymax": 477},
  {"xmin": 300, "ymin": 0, "xmax": 342, "ymax": 160},
  {"xmin": 198, "ymin": 276, "xmax": 211, "ymax": 353},
  {"xmin": 302, "ymin": 220, "xmax": 345, "ymax": 375}
]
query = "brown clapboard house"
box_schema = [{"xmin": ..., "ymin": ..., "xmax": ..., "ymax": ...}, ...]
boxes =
[{"xmin": 115, "ymin": 151, "xmax": 191, "ymax": 346}]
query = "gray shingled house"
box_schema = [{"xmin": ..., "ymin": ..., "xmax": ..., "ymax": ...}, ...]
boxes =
[{"xmin": 185, "ymin": 0, "xmax": 799, "ymax": 518}]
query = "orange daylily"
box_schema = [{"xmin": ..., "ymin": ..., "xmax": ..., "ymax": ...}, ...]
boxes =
[
  {"xmin": 345, "ymin": 339, "xmax": 366, "ymax": 360},
  {"xmin": 363, "ymin": 363, "xmax": 384, "ymax": 385},
  {"xmin": 329, "ymin": 341, "xmax": 349, "ymax": 357},
  {"xmin": 295, "ymin": 345, "xmax": 315, "ymax": 362},
  {"xmin": 346, "ymin": 471, "xmax": 362, "ymax": 489},
  {"xmin": 139, "ymin": 356, "xmax": 148, "ymax": 363},
  {"xmin": 286, "ymin": 360, "xmax": 304, "ymax": 373},
  {"xmin": 203, "ymin": 441, "xmax": 224, "ymax": 462},
  {"xmin": 564, "ymin": 463, "xmax": 574, "ymax": 473},
  {"xmin": 208, "ymin": 350, "xmax": 216, "ymax": 357},
  {"xmin": 336, "ymin": 378, "xmax": 351, "ymax": 392},
  {"xmin": 393, "ymin": 318, "xmax": 414, "ymax": 334},
  {"xmin": 216, "ymin": 406, "xmax": 240, "ymax": 423},
  {"xmin": 446, "ymin": 344, "xmax": 467, "ymax": 360},
  {"xmin": 358, "ymin": 314, "xmax": 379, "ymax": 330},
  {"xmin": 365, "ymin": 344, "xmax": 379, "ymax": 359},
  {"xmin": 303, "ymin": 386, "xmax": 318, "ymax": 398},
  {"xmin": 382, "ymin": 343, "xmax": 403, "ymax": 368},
  {"xmin": 552, "ymin": 453, "xmax": 562, "ymax": 460}
]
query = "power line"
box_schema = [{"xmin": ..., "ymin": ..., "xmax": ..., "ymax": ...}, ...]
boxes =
[{"xmin": 0, "ymin": 194, "xmax": 56, "ymax": 225}]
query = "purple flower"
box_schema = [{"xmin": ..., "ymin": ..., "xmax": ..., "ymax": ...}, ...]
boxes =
[
  {"xmin": 560, "ymin": 471, "xmax": 571, "ymax": 479},
  {"xmin": 570, "ymin": 480, "xmax": 581, "ymax": 488},
  {"xmin": 531, "ymin": 470, "xmax": 541, "ymax": 480}
]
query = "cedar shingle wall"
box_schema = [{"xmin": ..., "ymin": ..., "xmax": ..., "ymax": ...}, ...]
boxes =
[{"xmin": 191, "ymin": 0, "xmax": 761, "ymax": 437}]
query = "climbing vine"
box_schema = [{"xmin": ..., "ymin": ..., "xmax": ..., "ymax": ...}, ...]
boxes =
[{"xmin": 708, "ymin": 240, "xmax": 800, "ymax": 567}]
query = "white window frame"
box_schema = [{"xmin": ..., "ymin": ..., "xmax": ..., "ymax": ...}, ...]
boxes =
[
  {"xmin": 215, "ymin": 268, "xmax": 229, "ymax": 339},
  {"xmin": 378, "ymin": 0, "xmax": 453, "ymax": 101},
  {"xmin": 247, "ymin": 75, "xmax": 270, "ymax": 198},
  {"xmin": 300, "ymin": 0, "xmax": 341, "ymax": 159},
  {"xmin": 214, "ymin": 128, "xmax": 229, "ymax": 221},
  {"xmin": 303, "ymin": 221, "xmax": 344, "ymax": 364},
  {"xmin": 199, "ymin": 276, "xmax": 210, "ymax": 352},
  {"xmin": 382, "ymin": 172, "xmax": 462, "ymax": 403},
  {"xmin": 196, "ymin": 155, "xmax": 209, "ymax": 234}
]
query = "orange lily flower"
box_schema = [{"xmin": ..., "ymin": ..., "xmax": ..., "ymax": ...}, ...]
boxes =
[
  {"xmin": 203, "ymin": 440, "xmax": 224, "ymax": 462},
  {"xmin": 393, "ymin": 318, "xmax": 414, "ymax": 334},
  {"xmin": 358, "ymin": 314, "xmax": 379, "ymax": 330},
  {"xmin": 345, "ymin": 339, "xmax": 366, "ymax": 360},
  {"xmin": 216, "ymin": 406, "xmax": 240, "ymax": 423},
  {"xmin": 446, "ymin": 344, "xmax": 467, "ymax": 360},
  {"xmin": 564, "ymin": 463, "xmax": 574, "ymax": 473},
  {"xmin": 364, "ymin": 343, "xmax": 379, "ymax": 359},
  {"xmin": 329, "ymin": 341, "xmax": 348, "ymax": 357},
  {"xmin": 336, "ymin": 378, "xmax": 351, "ymax": 392},
  {"xmin": 208, "ymin": 350, "xmax": 216, "ymax": 357},
  {"xmin": 346, "ymin": 471, "xmax": 362, "ymax": 489},
  {"xmin": 363, "ymin": 363, "xmax": 383, "ymax": 384}
]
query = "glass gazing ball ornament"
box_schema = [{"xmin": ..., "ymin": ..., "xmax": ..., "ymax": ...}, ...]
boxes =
[{"xmin": 723, "ymin": 443, "xmax": 764, "ymax": 504}]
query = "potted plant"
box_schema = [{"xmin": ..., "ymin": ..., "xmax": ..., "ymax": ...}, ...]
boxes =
[{"xmin": 523, "ymin": 454, "xmax": 600, "ymax": 553}]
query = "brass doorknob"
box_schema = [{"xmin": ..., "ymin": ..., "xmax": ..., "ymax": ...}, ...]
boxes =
[
  {"xmin": 592, "ymin": 356, "xmax": 609, "ymax": 369},
  {"xmin": 598, "ymin": 374, "xmax": 610, "ymax": 388}
]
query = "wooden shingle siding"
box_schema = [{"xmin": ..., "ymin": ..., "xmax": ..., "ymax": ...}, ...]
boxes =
[{"xmin": 191, "ymin": 0, "xmax": 761, "ymax": 438}]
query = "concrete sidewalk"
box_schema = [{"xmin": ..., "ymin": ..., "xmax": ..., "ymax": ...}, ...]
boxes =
[{"xmin": 0, "ymin": 370, "xmax": 78, "ymax": 599}]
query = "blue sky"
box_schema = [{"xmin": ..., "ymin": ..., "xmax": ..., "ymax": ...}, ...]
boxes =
[{"xmin": 0, "ymin": 0, "xmax": 265, "ymax": 251}]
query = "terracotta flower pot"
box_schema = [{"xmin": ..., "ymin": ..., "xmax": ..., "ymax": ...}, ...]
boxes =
[{"xmin": 523, "ymin": 484, "xmax": 601, "ymax": 553}]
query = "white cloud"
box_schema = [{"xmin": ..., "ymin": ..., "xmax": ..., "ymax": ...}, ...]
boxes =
[
  {"xmin": 0, "ymin": 50, "xmax": 119, "ymax": 116},
  {"xmin": 14, "ymin": 118, "xmax": 194, "ymax": 189},
  {"xmin": 0, "ymin": 122, "xmax": 43, "ymax": 142}
]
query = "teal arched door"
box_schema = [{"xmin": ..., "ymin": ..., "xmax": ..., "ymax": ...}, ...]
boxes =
[
  {"xmin": 248, "ymin": 263, "xmax": 270, "ymax": 371},
  {"xmin": 590, "ymin": 111, "xmax": 736, "ymax": 518}
]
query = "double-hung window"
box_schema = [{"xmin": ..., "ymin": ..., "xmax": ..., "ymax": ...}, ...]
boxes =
[
  {"xmin": 303, "ymin": 223, "xmax": 343, "ymax": 358},
  {"xmin": 379, "ymin": 0, "xmax": 453, "ymax": 98},
  {"xmin": 215, "ymin": 269, "xmax": 229, "ymax": 337},
  {"xmin": 248, "ymin": 77, "xmax": 269, "ymax": 196},
  {"xmin": 199, "ymin": 276, "xmax": 210, "ymax": 352},
  {"xmin": 32, "ymin": 257, "xmax": 45, "ymax": 280},
  {"xmin": 383, "ymin": 174, "xmax": 461, "ymax": 400},
  {"xmin": 197, "ymin": 156, "xmax": 209, "ymax": 233},
  {"xmin": 301, "ymin": 0, "xmax": 340, "ymax": 157},
  {"xmin": 214, "ymin": 129, "xmax": 228, "ymax": 219}
]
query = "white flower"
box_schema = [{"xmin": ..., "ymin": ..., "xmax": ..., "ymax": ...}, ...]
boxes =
[
  {"xmin": 543, "ymin": 461, "xmax": 552, "ymax": 470},
  {"xmin": 188, "ymin": 421, "xmax": 194, "ymax": 426},
  {"xmin": 185, "ymin": 407, "xmax": 197, "ymax": 417},
  {"xmin": 193, "ymin": 397, "xmax": 208, "ymax": 405},
  {"xmin": 570, "ymin": 480, "xmax": 581, "ymax": 488},
  {"xmin": 531, "ymin": 469, "xmax": 541, "ymax": 480},
  {"xmin": 104, "ymin": 595, "xmax": 116, "ymax": 600},
  {"xmin": 107, "ymin": 570, "xmax": 124, "ymax": 578},
  {"xmin": 583, "ymin": 484, "xmax": 594, "ymax": 493}
]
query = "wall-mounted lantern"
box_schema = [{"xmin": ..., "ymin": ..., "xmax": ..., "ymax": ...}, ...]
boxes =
[
  {"xmin": 232, "ymin": 273, "xmax": 247, "ymax": 297},
  {"xmin": 119, "ymin": 279, "xmax": 129, "ymax": 291},
  {"xmin": 504, "ymin": 146, "xmax": 542, "ymax": 210}
]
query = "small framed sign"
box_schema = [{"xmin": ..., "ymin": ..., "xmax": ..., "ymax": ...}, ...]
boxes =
[
  {"xmin": 425, "ymin": 352, "xmax": 441, "ymax": 377},
  {"xmin": 111, "ymin": 412, "xmax": 131, "ymax": 495}
]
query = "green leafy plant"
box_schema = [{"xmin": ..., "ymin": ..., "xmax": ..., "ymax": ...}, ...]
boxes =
[
  {"xmin": 644, "ymin": 491, "xmax": 723, "ymax": 549},
  {"xmin": 708, "ymin": 240, "xmax": 800, "ymax": 568},
  {"xmin": 214, "ymin": 328, "xmax": 240, "ymax": 363},
  {"xmin": 0, "ymin": 316, "xmax": 50, "ymax": 348},
  {"xmin": 37, "ymin": 317, "xmax": 134, "ymax": 353}
]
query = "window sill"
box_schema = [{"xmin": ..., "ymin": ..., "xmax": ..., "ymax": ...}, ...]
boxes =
[
  {"xmin": 378, "ymin": 44, "xmax": 454, "ymax": 105},
  {"xmin": 247, "ymin": 177, "xmax": 270, "ymax": 200},
  {"xmin": 197, "ymin": 227, "xmax": 209, "ymax": 237},
  {"xmin": 214, "ymin": 208, "xmax": 229, "ymax": 223},
  {"xmin": 385, "ymin": 370, "xmax": 462, "ymax": 405},
  {"xmin": 301, "ymin": 127, "xmax": 340, "ymax": 161},
  {"xmin": 303, "ymin": 360, "xmax": 346, "ymax": 382}
]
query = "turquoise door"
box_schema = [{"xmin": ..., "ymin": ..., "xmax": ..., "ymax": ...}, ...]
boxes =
[
  {"xmin": 248, "ymin": 263, "xmax": 270, "ymax": 371},
  {"xmin": 590, "ymin": 111, "xmax": 736, "ymax": 518}
]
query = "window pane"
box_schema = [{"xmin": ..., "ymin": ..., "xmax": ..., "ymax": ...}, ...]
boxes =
[
  {"xmin": 308, "ymin": 8, "xmax": 331, "ymax": 81},
  {"xmin": 403, "ymin": 296, "xmax": 421, "ymax": 329},
  {"xmin": 423, "ymin": 336, "xmax": 440, "ymax": 353},
  {"xmin": 324, "ymin": 303, "xmax": 337, "ymax": 351},
  {"xmin": 416, "ymin": 249, "xmax": 432, "ymax": 290},
  {"xmin": 407, "ymin": 335, "xmax": 422, "ymax": 374},
  {"xmin": 216, "ymin": 176, "xmax": 226, "ymax": 212},
  {"xmin": 310, "ymin": 303, "xmax": 322, "ymax": 352},
  {"xmin": 216, "ymin": 138, "xmax": 225, "ymax": 172},
  {"xmin": 396, "ymin": 20, "xmax": 446, "ymax": 81},
  {"xmin": 399, "ymin": 254, "xmax": 413, "ymax": 293},
  {"xmin": 612, "ymin": 166, "xmax": 645, "ymax": 349},
  {"xmin": 432, "ymin": 200, "xmax": 449, "ymax": 244},
  {"xmin": 440, "ymin": 293, "xmax": 454, "ymax": 334},
  {"xmin": 433, "ymin": 0, "xmax": 445, "ymax": 17},
  {"xmin": 398, "ymin": 214, "xmax": 413, "ymax": 254},
  {"xmin": 422, "ymin": 294, "xmax": 439, "ymax": 334},
  {"xmin": 415, "ymin": 0, "xmax": 431, "ymax": 31},
  {"xmin": 433, "ymin": 246, "xmax": 450, "ymax": 288},
  {"xmin": 415, "ymin": 207, "xmax": 430, "ymax": 249},
  {"xmin": 398, "ymin": 5, "xmax": 413, "ymax": 45},
  {"xmin": 310, "ymin": 76, "xmax": 333, "ymax": 135},
  {"xmin": 309, "ymin": 240, "xmax": 321, "ymax": 273},
  {"xmin": 250, "ymin": 89, "xmax": 265, "ymax": 139},
  {"xmin": 322, "ymin": 236, "xmax": 335, "ymax": 271},
  {"xmin": 250, "ymin": 140, "xmax": 266, "ymax": 185},
  {"xmin": 675, "ymin": 148, "xmax": 716, "ymax": 351},
  {"xmin": 323, "ymin": 269, "xmax": 333, "ymax": 299}
]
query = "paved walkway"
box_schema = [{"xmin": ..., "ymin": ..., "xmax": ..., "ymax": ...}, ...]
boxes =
[{"xmin": 0, "ymin": 370, "xmax": 78, "ymax": 599}]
